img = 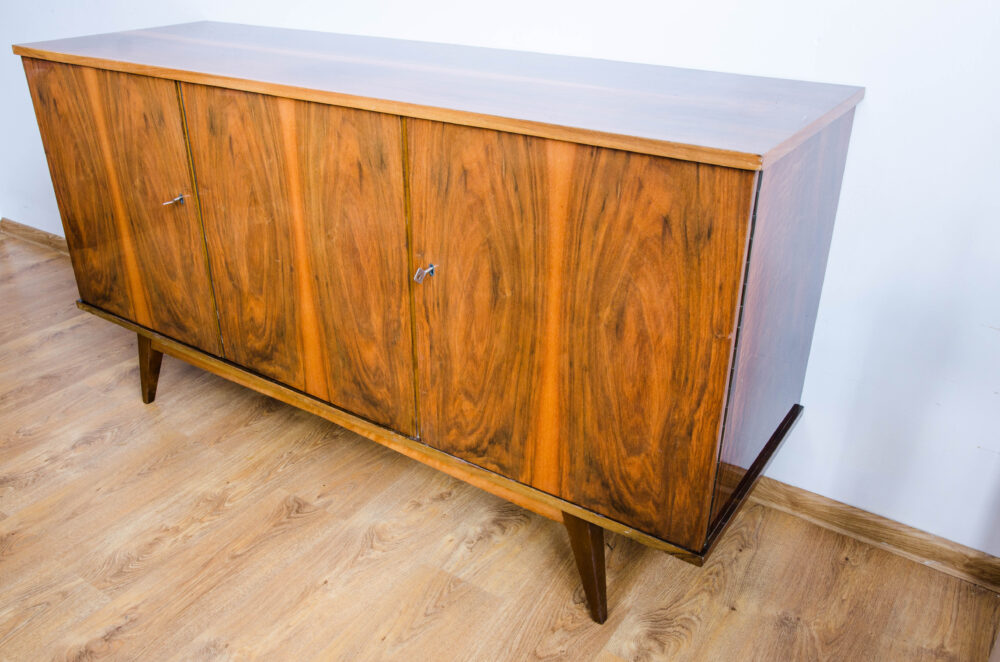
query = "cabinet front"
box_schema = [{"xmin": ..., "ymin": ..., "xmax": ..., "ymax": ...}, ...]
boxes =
[
  {"xmin": 22, "ymin": 59, "xmax": 223, "ymax": 355},
  {"xmin": 409, "ymin": 120, "xmax": 757, "ymax": 549},
  {"xmin": 181, "ymin": 84, "xmax": 416, "ymax": 436}
]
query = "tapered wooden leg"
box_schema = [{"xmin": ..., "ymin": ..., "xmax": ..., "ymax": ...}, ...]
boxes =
[
  {"xmin": 137, "ymin": 334, "xmax": 163, "ymax": 404},
  {"xmin": 563, "ymin": 512, "xmax": 608, "ymax": 623}
]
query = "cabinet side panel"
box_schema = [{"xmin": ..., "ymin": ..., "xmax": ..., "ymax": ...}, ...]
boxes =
[
  {"xmin": 21, "ymin": 58, "xmax": 223, "ymax": 355},
  {"xmin": 710, "ymin": 110, "xmax": 856, "ymax": 527},
  {"xmin": 182, "ymin": 83, "xmax": 416, "ymax": 435}
]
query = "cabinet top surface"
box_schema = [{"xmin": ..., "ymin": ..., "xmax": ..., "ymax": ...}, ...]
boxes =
[{"xmin": 13, "ymin": 21, "xmax": 863, "ymax": 169}]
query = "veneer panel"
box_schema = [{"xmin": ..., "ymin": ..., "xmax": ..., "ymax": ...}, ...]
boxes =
[
  {"xmin": 182, "ymin": 83, "xmax": 416, "ymax": 435},
  {"xmin": 22, "ymin": 59, "xmax": 222, "ymax": 355},
  {"xmin": 409, "ymin": 121, "xmax": 756, "ymax": 549}
]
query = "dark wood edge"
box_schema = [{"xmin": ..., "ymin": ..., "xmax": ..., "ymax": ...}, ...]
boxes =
[
  {"xmin": 701, "ymin": 404, "xmax": 803, "ymax": 557},
  {"xmin": 0, "ymin": 217, "xmax": 68, "ymax": 254},
  {"xmin": 76, "ymin": 300, "xmax": 704, "ymax": 563},
  {"xmin": 13, "ymin": 49, "xmax": 766, "ymax": 170},
  {"xmin": 563, "ymin": 513, "xmax": 608, "ymax": 623},
  {"xmin": 137, "ymin": 333, "xmax": 163, "ymax": 404},
  {"xmin": 174, "ymin": 82, "xmax": 228, "ymax": 355},
  {"xmin": 701, "ymin": 171, "xmax": 763, "ymax": 542}
]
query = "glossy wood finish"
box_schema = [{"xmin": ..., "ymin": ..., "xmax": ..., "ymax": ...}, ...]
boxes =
[
  {"xmin": 137, "ymin": 333, "xmax": 163, "ymax": 404},
  {"xmin": 181, "ymin": 83, "xmax": 416, "ymax": 435},
  {"xmin": 21, "ymin": 59, "xmax": 222, "ymax": 356},
  {"xmin": 407, "ymin": 122, "xmax": 544, "ymax": 479},
  {"xmin": 560, "ymin": 144, "xmax": 757, "ymax": 551},
  {"xmin": 2, "ymin": 236, "xmax": 997, "ymax": 661},
  {"xmin": 409, "ymin": 120, "xmax": 756, "ymax": 550},
  {"xmin": 710, "ymin": 110, "xmax": 856, "ymax": 528},
  {"xmin": 564, "ymin": 512, "xmax": 608, "ymax": 624},
  {"xmin": 13, "ymin": 22, "xmax": 864, "ymax": 170}
]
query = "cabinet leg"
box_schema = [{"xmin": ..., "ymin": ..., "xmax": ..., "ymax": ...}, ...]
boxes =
[
  {"xmin": 137, "ymin": 334, "xmax": 163, "ymax": 404},
  {"xmin": 563, "ymin": 512, "xmax": 608, "ymax": 623}
]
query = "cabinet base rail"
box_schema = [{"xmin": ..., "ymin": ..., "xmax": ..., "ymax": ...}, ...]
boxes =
[{"xmin": 84, "ymin": 301, "xmax": 799, "ymax": 623}]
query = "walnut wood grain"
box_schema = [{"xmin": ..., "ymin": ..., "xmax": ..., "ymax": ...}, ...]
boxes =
[
  {"xmin": 13, "ymin": 22, "xmax": 864, "ymax": 170},
  {"xmin": 709, "ymin": 110, "xmax": 856, "ymax": 528},
  {"xmin": 560, "ymin": 145, "xmax": 758, "ymax": 551},
  {"xmin": 181, "ymin": 83, "xmax": 416, "ymax": 435},
  {"xmin": 136, "ymin": 333, "xmax": 163, "ymax": 404},
  {"xmin": 21, "ymin": 59, "xmax": 222, "ymax": 356},
  {"xmin": 21, "ymin": 59, "xmax": 132, "ymax": 323},
  {"xmin": 15, "ymin": 27, "xmax": 868, "ymax": 613},
  {"xmin": 407, "ymin": 120, "xmax": 544, "ymax": 478},
  {"xmin": 409, "ymin": 120, "xmax": 757, "ymax": 551}
]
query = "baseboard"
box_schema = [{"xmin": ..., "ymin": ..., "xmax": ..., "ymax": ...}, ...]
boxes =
[
  {"xmin": 751, "ymin": 476, "xmax": 1000, "ymax": 594},
  {"xmin": 0, "ymin": 217, "xmax": 68, "ymax": 254}
]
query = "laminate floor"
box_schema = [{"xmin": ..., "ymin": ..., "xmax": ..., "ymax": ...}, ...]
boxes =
[{"xmin": 1, "ymin": 233, "xmax": 998, "ymax": 661}]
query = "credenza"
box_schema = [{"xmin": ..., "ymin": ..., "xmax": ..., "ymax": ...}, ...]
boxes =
[{"xmin": 14, "ymin": 22, "xmax": 863, "ymax": 623}]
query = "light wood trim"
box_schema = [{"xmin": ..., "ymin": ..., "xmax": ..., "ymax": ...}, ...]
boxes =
[
  {"xmin": 77, "ymin": 301, "xmax": 704, "ymax": 564},
  {"xmin": 0, "ymin": 217, "xmax": 68, "ymax": 254},
  {"xmin": 751, "ymin": 476, "xmax": 1000, "ymax": 593},
  {"xmin": 13, "ymin": 46, "xmax": 762, "ymax": 170}
]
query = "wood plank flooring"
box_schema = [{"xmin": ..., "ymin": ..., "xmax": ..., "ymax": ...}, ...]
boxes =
[{"xmin": 1, "ymin": 233, "xmax": 998, "ymax": 661}]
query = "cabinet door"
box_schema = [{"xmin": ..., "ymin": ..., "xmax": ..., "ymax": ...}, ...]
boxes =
[
  {"xmin": 22, "ymin": 59, "xmax": 223, "ymax": 355},
  {"xmin": 181, "ymin": 84, "xmax": 416, "ymax": 436},
  {"xmin": 409, "ymin": 120, "xmax": 757, "ymax": 549}
]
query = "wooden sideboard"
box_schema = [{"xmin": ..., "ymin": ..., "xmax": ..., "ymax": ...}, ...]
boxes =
[{"xmin": 14, "ymin": 22, "xmax": 863, "ymax": 623}]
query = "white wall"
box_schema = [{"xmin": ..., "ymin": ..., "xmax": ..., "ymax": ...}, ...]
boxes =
[{"xmin": 2, "ymin": 0, "xmax": 998, "ymax": 555}]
